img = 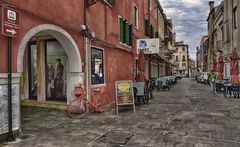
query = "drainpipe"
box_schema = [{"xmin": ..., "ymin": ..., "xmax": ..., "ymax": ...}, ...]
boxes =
[
  {"xmin": 7, "ymin": 37, "xmax": 15, "ymax": 142},
  {"xmin": 84, "ymin": 0, "xmax": 90, "ymax": 104}
]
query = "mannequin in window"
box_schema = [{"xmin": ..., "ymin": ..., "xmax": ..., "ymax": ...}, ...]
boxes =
[{"xmin": 54, "ymin": 58, "xmax": 64, "ymax": 98}]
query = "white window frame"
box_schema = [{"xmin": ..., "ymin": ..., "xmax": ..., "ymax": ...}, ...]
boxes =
[
  {"xmin": 133, "ymin": 4, "xmax": 139, "ymax": 29},
  {"xmin": 233, "ymin": 7, "xmax": 238, "ymax": 29}
]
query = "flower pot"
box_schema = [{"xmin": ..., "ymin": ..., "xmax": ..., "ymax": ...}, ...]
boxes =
[{"xmin": 73, "ymin": 87, "xmax": 84, "ymax": 96}]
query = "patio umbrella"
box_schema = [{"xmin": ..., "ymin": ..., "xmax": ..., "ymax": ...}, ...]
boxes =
[
  {"xmin": 136, "ymin": 50, "xmax": 147, "ymax": 90},
  {"xmin": 230, "ymin": 49, "xmax": 239, "ymax": 84},
  {"xmin": 213, "ymin": 57, "xmax": 217, "ymax": 72},
  {"xmin": 217, "ymin": 55, "xmax": 224, "ymax": 80}
]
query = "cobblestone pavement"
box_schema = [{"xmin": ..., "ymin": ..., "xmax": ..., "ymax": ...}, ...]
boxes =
[{"xmin": 2, "ymin": 78, "xmax": 240, "ymax": 147}]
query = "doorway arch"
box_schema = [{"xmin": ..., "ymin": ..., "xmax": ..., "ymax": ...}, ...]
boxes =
[{"xmin": 17, "ymin": 24, "xmax": 84, "ymax": 103}]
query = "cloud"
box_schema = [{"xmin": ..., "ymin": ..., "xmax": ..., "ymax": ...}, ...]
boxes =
[{"xmin": 159, "ymin": 0, "xmax": 222, "ymax": 60}]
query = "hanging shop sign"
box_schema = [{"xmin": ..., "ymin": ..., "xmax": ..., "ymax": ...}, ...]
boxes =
[
  {"xmin": 115, "ymin": 80, "xmax": 135, "ymax": 114},
  {"xmin": 1, "ymin": 6, "xmax": 20, "ymax": 38},
  {"xmin": 137, "ymin": 38, "xmax": 160, "ymax": 54}
]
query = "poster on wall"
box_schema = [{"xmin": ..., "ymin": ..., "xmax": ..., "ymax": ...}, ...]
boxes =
[{"xmin": 115, "ymin": 80, "xmax": 135, "ymax": 114}]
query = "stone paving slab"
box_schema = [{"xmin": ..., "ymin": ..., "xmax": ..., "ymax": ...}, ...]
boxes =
[{"xmin": 1, "ymin": 78, "xmax": 240, "ymax": 147}]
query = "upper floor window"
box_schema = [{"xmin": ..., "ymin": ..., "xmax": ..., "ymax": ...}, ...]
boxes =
[
  {"xmin": 134, "ymin": 5, "xmax": 138, "ymax": 29},
  {"xmin": 176, "ymin": 48, "xmax": 178, "ymax": 52},
  {"xmin": 182, "ymin": 55, "xmax": 186, "ymax": 62},
  {"xmin": 182, "ymin": 63, "xmax": 186, "ymax": 68},
  {"xmin": 182, "ymin": 47, "xmax": 185, "ymax": 52},
  {"xmin": 119, "ymin": 17, "xmax": 132, "ymax": 46},
  {"xmin": 176, "ymin": 56, "xmax": 179, "ymax": 61},
  {"xmin": 233, "ymin": 7, "xmax": 238, "ymax": 29},
  {"xmin": 91, "ymin": 47, "xmax": 104, "ymax": 85}
]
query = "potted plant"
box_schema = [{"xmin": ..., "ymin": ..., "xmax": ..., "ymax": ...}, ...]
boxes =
[{"xmin": 73, "ymin": 83, "xmax": 84, "ymax": 96}]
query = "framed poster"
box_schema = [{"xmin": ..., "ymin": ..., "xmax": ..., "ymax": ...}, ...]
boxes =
[{"xmin": 115, "ymin": 80, "xmax": 135, "ymax": 114}]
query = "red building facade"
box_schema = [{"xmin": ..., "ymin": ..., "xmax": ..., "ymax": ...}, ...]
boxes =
[{"xmin": 0, "ymin": 0, "xmax": 174, "ymax": 138}]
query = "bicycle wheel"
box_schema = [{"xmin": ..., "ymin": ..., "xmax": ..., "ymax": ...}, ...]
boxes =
[{"xmin": 68, "ymin": 98, "xmax": 87, "ymax": 119}]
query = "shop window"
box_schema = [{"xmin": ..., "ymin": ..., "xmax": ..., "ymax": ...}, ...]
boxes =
[
  {"xmin": 91, "ymin": 47, "xmax": 104, "ymax": 85},
  {"xmin": 46, "ymin": 41, "xmax": 68, "ymax": 101},
  {"xmin": 119, "ymin": 17, "xmax": 132, "ymax": 46}
]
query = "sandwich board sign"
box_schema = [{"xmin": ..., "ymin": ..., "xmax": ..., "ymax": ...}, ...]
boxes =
[{"xmin": 115, "ymin": 80, "xmax": 135, "ymax": 114}]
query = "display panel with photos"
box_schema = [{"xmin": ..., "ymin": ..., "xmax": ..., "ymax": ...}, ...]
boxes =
[{"xmin": 46, "ymin": 41, "xmax": 68, "ymax": 101}]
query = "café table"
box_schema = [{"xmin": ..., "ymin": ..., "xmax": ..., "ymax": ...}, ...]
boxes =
[{"xmin": 223, "ymin": 83, "xmax": 232, "ymax": 98}]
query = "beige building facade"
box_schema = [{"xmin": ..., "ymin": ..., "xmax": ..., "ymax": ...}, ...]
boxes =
[{"xmin": 172, "ymin": 41, "xmax": 189, "ymax": 76}]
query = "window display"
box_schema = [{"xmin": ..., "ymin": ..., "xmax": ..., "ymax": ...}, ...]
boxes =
[{"xmin": 91, "ymin": 47, "xmax": 104, "ymax": 85}]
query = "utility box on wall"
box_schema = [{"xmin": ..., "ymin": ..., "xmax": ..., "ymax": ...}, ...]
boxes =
[{"xmin": 0, "ymin": 73, "xmax": 21, "ymax": 140}]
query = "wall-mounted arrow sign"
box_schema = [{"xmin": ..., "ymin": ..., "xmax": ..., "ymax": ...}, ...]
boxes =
[
  {"xmin": 1, "ymin": 6, "xmax": 20, "ymax": 38},
  {"xmin": 6, "ymin": 29, "xmax": 17, "ymax": 35}
]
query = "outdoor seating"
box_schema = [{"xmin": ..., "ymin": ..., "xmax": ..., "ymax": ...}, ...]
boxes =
[
  {"xmin": 157, "ymin": 81, "xmax": 164, "ymax": 91},
  {"xmin": 156, "ymin": 77, "xmax": 170, "ymax": 91},
  {"xmin": 216, "ymin": 79, "xmax": 228, "ymax": 92},
  {"xmin": 229, "ymin": 84, "xmax": 240, "ymax": 98},
  {"xmin": 147, "ymin": 83, "xmax": 155, "ymax": 99},
  {"xmin": 133, "ymin": 82, "xmax": 147, "ymax": 105},
  {"xmin": 223, "ymin": 83, "xmax": 232, "ymax": 98}
]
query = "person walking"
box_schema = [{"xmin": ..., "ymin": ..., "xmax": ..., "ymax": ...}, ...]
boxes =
[{"xmin": 209, "ymin": 69, "xmax": 217, "ymax": 94}]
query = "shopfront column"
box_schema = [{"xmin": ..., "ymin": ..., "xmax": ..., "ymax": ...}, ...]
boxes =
[{"xmin": 36, "ymin": 39, "xmax": 46, "ymax": 101}]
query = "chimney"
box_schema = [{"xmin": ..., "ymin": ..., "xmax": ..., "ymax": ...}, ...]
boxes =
[{"xmin": 209, "ymin": 1, "xmax": 214, "ymax": 11}]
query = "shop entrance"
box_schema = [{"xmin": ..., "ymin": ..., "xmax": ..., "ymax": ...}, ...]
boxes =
[
  {"xmin": 18, "ymin": 24, "xmax": 84, "ymax": 104},
  {"xmin": 28, "ymin": 39, "xmax": 68, "ymax": 101}
]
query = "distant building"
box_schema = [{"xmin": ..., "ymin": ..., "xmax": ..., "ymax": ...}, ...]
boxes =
[
  {"xmin": 200, "ymin": 36, "xmax": 208, "ymax": 72},
  {"xmin": 172, "ymin": 41, "xmax": 189, "ymax": 76},
  {"xmin": 196, "ymin": 46, "xmax": 200, "ymax": 71}
]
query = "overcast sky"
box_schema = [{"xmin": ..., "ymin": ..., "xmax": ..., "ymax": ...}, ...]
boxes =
[{"xmin": 159, "ymin": 0, "xmax": 222, "ymax": 60}]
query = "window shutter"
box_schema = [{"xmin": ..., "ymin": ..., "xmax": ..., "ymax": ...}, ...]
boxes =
[
  {"xmin": 145, "ymin": 20, "xmax": 149, "ymax": 36},
  {"xmin": 125, "ymin": 22, "xmax": 130, "ymax": 45},
  {"xmin": 119, "ymin": 18, "xmax": 124, "ymax": 43},
  {"xmin": 129, "ymin": 24, "xmax": 132, "ymax": 46},
  {"xmin": 107, "ymin": 0, "xmax": 115, "ymax": 6},
  {"xmin": 123, "ymin": 19, "xmax": 126, "ymax": 43},
  {"xmin": 150, "ymin": 25, "xmax": 154, "ymax": 38}
]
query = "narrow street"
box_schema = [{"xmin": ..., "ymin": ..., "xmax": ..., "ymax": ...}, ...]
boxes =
[{"xmin": 2, "ymin": 78, "xmax": 240, "ymax": 147}]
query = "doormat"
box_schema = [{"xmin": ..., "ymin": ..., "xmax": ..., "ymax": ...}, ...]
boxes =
[{"xmin": 96, "ymin": 130, "xmax": 134, "ymax": 145}]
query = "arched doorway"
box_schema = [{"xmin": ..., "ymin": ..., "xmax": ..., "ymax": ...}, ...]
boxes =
[{"xmin": 17, "ymin": 24, "xmax": 84, "ymax": 104}]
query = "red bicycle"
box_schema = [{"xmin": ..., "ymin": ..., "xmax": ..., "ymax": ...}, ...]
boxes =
[{"xmin": 68, "ymin": 87, "xmax": 108, "ymax": 119}]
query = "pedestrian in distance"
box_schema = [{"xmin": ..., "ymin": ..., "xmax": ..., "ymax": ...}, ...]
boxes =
[{"xmin": 208, "ymin": 69, "xmax": 217, "ymax": 94}]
